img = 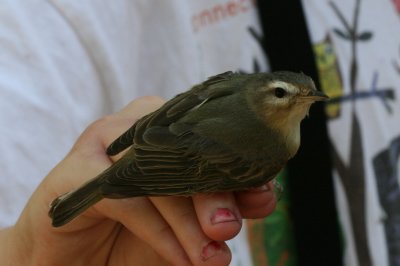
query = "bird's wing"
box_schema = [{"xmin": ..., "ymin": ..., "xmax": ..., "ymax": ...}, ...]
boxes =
[
  {"xmin": 106, "ymin": 71, "xmax": 236, "ymax": 155},
  {"xmin": 102, "ymin": 139, "xmax": 264, "ymax": 197},
  {"xmin": 101, "ymin": 71, "xmax": 272, "ymax": 195},
  {"xmin": 102, "ymin": 123, "xmax": 270, "ymax": 197}
]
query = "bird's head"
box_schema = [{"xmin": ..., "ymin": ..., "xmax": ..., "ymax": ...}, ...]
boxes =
[{"xmin": 246, "ymin": 71, "xmax": 328, "ymax": 155}]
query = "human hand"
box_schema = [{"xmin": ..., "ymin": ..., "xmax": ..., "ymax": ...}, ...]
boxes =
[{"xmin": 0, "ymin": 96, "xmax": 276, "ymax": 266}]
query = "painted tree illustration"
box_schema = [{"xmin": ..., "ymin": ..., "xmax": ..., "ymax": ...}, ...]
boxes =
[
  {"xmin": 239, "ymin": 27, "xmax": 265, "ymax": 74},
  {"xmin": 329, "ymin": 1, "xmax": 373, "ymax": 265}
]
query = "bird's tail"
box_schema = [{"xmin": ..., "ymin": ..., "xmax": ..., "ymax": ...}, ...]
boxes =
[{"xmin": 49, "ymin": 177, "xmax": 104, "ymax": 227}]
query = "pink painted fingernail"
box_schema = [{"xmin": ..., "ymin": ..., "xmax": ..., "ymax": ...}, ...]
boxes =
[
  {"xmin": 201, "ymin": 241, "xmax": 222, "ymax": 261},
  {"xmin": 211, "ymin": 208, "xmax": 238, "ymax": 224}
]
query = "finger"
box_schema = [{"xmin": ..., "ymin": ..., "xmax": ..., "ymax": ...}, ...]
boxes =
[
  {"xmin": 72, "ymin": 96, "xmax": 166, "ymax": 162},
  {"xmin": 235, "ymin": 182, "xmax": 277, "ymax": 218},
  {"xmin": 109, "ymin": 226, "xmax": 173, "ymax": 266},
  {"xmin": 103, "ymin": 96, "xmax": 166, "ymax": 160},
  {"xmin": 97, "ymin": 197, "xmax": 191, "ymax": 266},
  {"xmin": 192, "ymin": 193, "xmax": 242, "ymax": 241},
  {"xmin": 117, "ymin": 96, "xmax": 165, "ymax": 118},
  {"xmin": 151, "ymin": 196, "xmax": 232, "ymax": 266}
]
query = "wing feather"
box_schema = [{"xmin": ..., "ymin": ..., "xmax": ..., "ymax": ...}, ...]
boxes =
[{"xmin": 102, "ymin": 71, "xmax": 276, "ymax": 196}]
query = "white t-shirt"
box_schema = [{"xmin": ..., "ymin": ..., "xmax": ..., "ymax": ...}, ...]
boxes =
[
  {"xmin": 0, "ymin": 0, "xmax": 268, "ymax": 265},
  {"xmin": 303, "ymin": 1, "xmax": 400, "ymax": 265}
]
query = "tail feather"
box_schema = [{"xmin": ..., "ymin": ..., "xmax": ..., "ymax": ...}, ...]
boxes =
[{"xmin": 49, "ymin": 178, "xmax": 104, "ymax": 227}]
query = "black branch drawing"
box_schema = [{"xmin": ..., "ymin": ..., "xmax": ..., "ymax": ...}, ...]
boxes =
[
  {"xmin": 328, "ymin": 1, "xmax": 395, "ymax": 113},
  {"xmin": 329, "ymin": 1, "xmax": 372, "ymax": 265},
  {"xmin": 327, "ymin": 72, "xmax": 395, "ymax": 113},
  {"xmin": 239, "ymin": 27, "xmax": 266, "ymax": 74}
]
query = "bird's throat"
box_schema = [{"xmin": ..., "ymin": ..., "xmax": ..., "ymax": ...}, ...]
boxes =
[
  {"xmin": 269, "ymin": 113, "xmax": 303, "ymax": 158},
  {"xmin": 285, "ymin": 123, "xmax": 301, "ymax": 157}
]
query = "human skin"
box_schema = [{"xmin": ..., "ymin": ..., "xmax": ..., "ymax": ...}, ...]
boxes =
[{"xmin": 0, "ymin": 96, "xmax": 276, "ymax": 266}]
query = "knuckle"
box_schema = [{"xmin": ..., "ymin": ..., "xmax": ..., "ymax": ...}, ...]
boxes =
[
  {"xmin": 137, "ymin": 95, "xmax": 165, "ymax": 104},
  {"xmin": 70, "ymin": 117, "xmax": 114, "ymax": 157}
]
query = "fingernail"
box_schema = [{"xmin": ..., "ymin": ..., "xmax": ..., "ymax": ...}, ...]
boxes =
[
  {"xmin": 251, "ymin": 184, "xmax": 270, "ymax": 192},
  {"xmin": 201, "ymin": 241, "xmax": 222, "ymax": 261},
  {"xmin": 211, "ymin": 208, "xmax": 238, "ymax": 224}
]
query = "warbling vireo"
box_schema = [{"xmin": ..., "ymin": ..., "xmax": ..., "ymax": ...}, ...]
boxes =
[{"xmin": 49, "ymin": 71, "xmax": 328, "ymax": 227}]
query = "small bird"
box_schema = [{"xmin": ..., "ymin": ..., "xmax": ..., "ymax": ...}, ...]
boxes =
[{"xmin": 49, "ymin": 71, "xmax": 328, "ymax": 227}]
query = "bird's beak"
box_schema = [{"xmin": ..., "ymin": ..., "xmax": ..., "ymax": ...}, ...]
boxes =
[{"xmin": 302, "ymin": 90, "xmax": 329, "ymax": 102}]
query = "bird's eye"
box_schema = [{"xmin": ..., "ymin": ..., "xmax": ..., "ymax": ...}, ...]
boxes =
[{"xmin": 274, "ymin": 87, "xmax": 287, "ymax": 98}]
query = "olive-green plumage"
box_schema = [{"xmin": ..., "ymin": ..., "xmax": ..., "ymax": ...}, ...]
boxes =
[{"xmin": 49, "ymin": 71, "xmax": 327, "ymax": 227}]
